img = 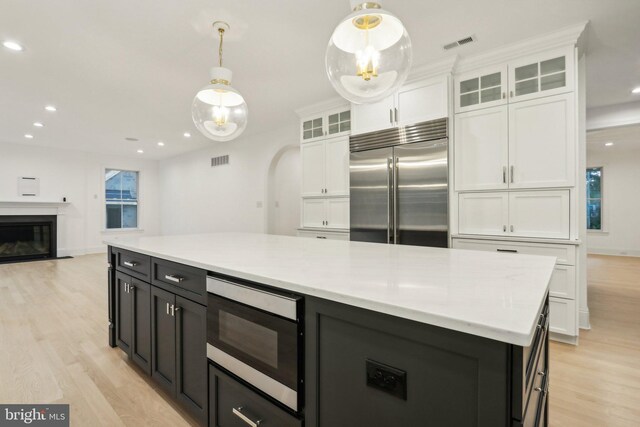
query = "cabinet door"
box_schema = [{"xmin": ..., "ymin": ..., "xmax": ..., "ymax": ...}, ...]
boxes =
[
  {"xmin": 455, "ymin": 66, "xmax": 507, "ymax": 113},
  {"xmin": 301, "ymin": 116, "xmax": 325, "ymax": 142},
  {"xmin": 151, "ymin": 286, "xmax": 176, "ymax": 396},
  {"xmin": 508, "ymin": 93, "xmax": 575, "ymax": 189},
  {"xmin": 326, "ymin": 198, "xmax": 350, "ymax": 229},
  {"xmin": 302, "ymin": 198, "xmax": 326, "ymax": 228},
  {"xmin": 176, "ymin": 296, "xmax": 208, "ymax": 425},
  {"xmin": 301, "ymin": 140, "xmax": 325, "ymax": 196},
  {"xmin": 326, "ymin": 109, "xmax": 351, "ymax": 137},
  {"xmin": 549, "ymin": 297, "xmax": 577, "ymax": 336},
  {"xmin": 454, "ymin": 106, "xmax": 509, "ymax": 191},
  {"xmin": 508, "ymin": 48, "xmax": 574, "ymax": 103},
  {"xmin": 508, "ymin": 191, "xmax": 570, "ymax": 239},
  {"xmin": 115, "ymin": 271, "xmax": 132, "ymax": 355},
  {"xmin": 458, "ymin": 192, "xmax": 509, "ymax": 236},
  {"xmin": 351, "ymin": 95, "xmax": 395, "ymax": 135},
  {"xmin": 131, "ymin": 278, "xmax": 151, "ymax": 375},
  {"xmin": 396, "ymin": 77, "xmax": 448, "ymax": 126},
  {"xmin": 325, "ymin": 137, "xmax": 349, "ymax": 196},
  {"xmin": 549, "ymin": 265, "xmax": 576, "ymax": 300}
]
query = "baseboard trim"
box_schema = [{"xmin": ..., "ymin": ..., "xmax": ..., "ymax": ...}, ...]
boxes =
[
  {"xmin": 550, "ymin": 332, "xmax": 578, "ymax": 345},
  {"xmin": 58, "ymin": 246, "xmax": 107, "ymax": 257},
  {"xmin": 579, "ymin": 309, "xmax": 591, "ymax": 330},
  {"xmin": 588, "ymin": 248, "xmax": 640, "ymax": 257}
]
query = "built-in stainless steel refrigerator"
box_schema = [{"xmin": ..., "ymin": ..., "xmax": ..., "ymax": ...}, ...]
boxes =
[{"xmin": 349, "ymin": 118, "xmax": 448, "ymax": 247}]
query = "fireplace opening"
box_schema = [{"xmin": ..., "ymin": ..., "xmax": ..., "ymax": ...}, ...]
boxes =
[{"xmin": 0, "ymin": 215, "xmax": 57, "ymax": 263}]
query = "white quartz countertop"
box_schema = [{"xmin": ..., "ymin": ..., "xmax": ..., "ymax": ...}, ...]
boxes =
[{"xmin": 104, "ymin": 232, "xmax": 555, "ymax": 346}]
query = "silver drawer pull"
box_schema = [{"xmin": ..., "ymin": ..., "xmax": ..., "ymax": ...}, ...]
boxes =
[
  {"xmin": 537, "ymin": 370, "xmax": 545, "ymax": 377},
  {"xmin": 164, "ymin": 274, "xmax": 184, "ymax": 283},
  {"xmin": 232, "ymin": 407, "xmax": 262, "ymax": 427},
  {"xmin": 496, "ymin": 249, "xmax": 518, "ymax": 253},
  {"xmin": 123, "ymin": 261, "xmax": 138, "ymax": 267},
  {"xmin": 316, "ymin": 236, "xmax": 327, "ymax": 239}
]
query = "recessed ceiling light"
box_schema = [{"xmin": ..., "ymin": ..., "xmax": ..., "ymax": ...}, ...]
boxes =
[
  {"xmin": 45, "ymin": 105, "xmax": 57, "ymax": 112},
  {"xmin": 632, "ymin": 87, "xmax": 640, "ymax": 94},
  {"xmin": 157, "ymin": 141, "xmax": 165, "ymax": 147},
  {"xmin": 24, "ymin": 134, "xmax": 34, "ymax": 139},
  {"xmin": 605, "ymin": 142, "xmax": 614, "ymax": 147},
  {"xmin": 33, "ymin": 122, "xmax": 44, "ymax": 127},
  {"xmin": 183, "ymin": 132, "xmax": 191, "ymax": 138},
  {"xmin": 137, "ymin": 149, "xmax": 144, "ymax": 154},
  {"xmin": 2, "ymin": 41, "xmax": 24, "ymax": 51}
]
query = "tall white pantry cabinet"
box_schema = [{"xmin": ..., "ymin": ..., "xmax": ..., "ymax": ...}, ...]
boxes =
[{"xmin": 451, "ymin": 25, "xmax": 588, "ymax": 344}]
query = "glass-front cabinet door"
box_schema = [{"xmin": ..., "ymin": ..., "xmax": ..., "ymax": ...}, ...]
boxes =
[
  {"xmin": 327, "ymin": 109, "xmax": 351, "ymax": 137},
  {"xmin": 455, "ymin": 65, "xmax": 507, "ymax": 113},
  {"xmin": 301, "ymin": 116, "xmax": 324, "ymax": 142},
  {"xmin": 508, "ymin": 46, "xmax": 574, "ymax": 102}
]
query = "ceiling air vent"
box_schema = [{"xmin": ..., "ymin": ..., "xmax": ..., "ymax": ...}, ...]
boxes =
[
  {"xmin": 443, "ymin": 35, "xmax": 476, "ymax": 50},
  {"xmin": 211, "ymin": 155, "xmax": 229, "ymax": 167}
]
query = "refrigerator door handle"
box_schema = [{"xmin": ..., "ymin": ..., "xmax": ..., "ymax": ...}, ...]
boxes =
[
  {"xmin": 387, "ymin": 157, "xmax": 393, "ymax": 244},
  {"xmin": 393, "ymin": 156, "xmax": 399, "ymax": 244}
]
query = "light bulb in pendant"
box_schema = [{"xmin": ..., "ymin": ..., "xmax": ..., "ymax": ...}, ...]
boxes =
[
  {"xmin": 192, "ymin": 22, "xmax": 248, "ymax": 142},
  {"xmin": 325, "ymin": 1, "xmax": 412, "ymax": 104}
]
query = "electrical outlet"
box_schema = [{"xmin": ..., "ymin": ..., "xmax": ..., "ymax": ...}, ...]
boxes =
[{"xmin": 366, "ymin": 359, "xmax": 407, "ymax": 400}]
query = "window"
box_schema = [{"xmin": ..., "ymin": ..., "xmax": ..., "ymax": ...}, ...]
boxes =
[
  {"xmin": 586, "ymin": 167, "xmax": 602, "ymax": 230},
  {"xmin": 105, "ymin": 169, "xmax": 139, "ymax": 229}
]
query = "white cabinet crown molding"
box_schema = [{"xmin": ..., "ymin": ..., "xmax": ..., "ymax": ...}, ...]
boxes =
[
  {"xmin": 454, "ymin": 21, "xmax": 588, "ymax": 75},
  {"xmin": 295, "ymin": 96, "xmax": 350, "ymax": 119}
]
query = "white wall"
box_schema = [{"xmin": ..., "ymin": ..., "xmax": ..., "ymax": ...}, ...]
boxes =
[
  {"xmin": 0, "ymin": 141, "xmax": 161, "ymax": 255},
  {"xmin": 267, "ymin": 146, "xmax": 301, "ymax": 236},
  {"xmin": 159, "ymin": 124, "xmax": 299, "ymax": 236},
  {"xmin": 587, "ymin": 100, "xmax": 640, "ymax": 130},
  {"xmin": 587, "ymin": 145, "xmax": 640, "ymax": 256}
]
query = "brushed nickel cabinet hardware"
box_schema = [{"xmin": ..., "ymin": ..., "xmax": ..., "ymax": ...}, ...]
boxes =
[
  {"xmin": 394, "ymin": 107, "xmax": 398, "ymax": 124},
  {"xmin": 503, "ymin": 166, "xmax": 506, "ymax": 184},
  {"xmin": 497, "ymin": 248, "xmax": 518, "ymax": 253},
  {"xmin": 166, "ymin": 302, "xmax": 170, "ymax": 315},
  {"xmin": 316, "ymin": 236, "xmax": 327, "ymax": 239},
  {"xmin": 123, "ymin": 261, "xmax": 138, "ymax": 267},
  {"xmin": 510, "ymin": 166, "xmax": 514, "ymax": 183},
  {"xmin": 510, "ymin": 90, "xmax": 514, "ymax": 97},
  {"xmin": 389, "ymin": 109, "xmax": 393, "ymax": 124},
  {"xmin": 510, "ymin": 225, "xmax": 514, "ymax": 232},
  {"xmin": 503, "ymin": 225, "xmax": 507, "ymax": 232},
  {"xmin": 232, "ymin": 407, "xmax": 262, "ymax": 427},
  {"xmin": 502, "ymin": 92, "xmax": 506, "ymax": 99},
  {"xmin": 164, "ymin": 274, "xmax": 184, "ymax": 283}
]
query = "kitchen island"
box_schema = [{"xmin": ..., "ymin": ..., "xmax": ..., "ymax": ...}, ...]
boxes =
[{"xmin": 105, "ymin": 232, "xmax": 554, "ymax": 427}]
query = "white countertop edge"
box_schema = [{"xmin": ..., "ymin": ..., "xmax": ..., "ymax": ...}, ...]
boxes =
[{"xmin": 106, "ymin": 238, "xmax": 548, "ymax": 347}]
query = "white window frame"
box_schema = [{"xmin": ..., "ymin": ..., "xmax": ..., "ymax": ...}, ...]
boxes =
[{"xmin": 101, "ymin": 167, "xmax": 144, "ymax": 233}]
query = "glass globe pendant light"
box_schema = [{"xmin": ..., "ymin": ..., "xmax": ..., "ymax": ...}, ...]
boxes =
[
  {"xmin": 192, "ymin": 21, "xmax": 248, "ymax": 141},
  {"xmin": 325, "ymin": 1, "xmax": 412, "ymax": 104}
]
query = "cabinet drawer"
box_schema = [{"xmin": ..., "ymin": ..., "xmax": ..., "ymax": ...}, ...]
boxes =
[
  {"xmin": 452, "ymin": 238, "xmax": 576, "ymax": 265},
  {"xmin": 549, "ymin": 297, "xmax": 577, "ymax": 336},
  {"xmin": 297, "ymin": 230, "xmax": 350, "ymax": 241},
  {"xmin": 209, "ymin": 364, "xmax": 301, "ymax": 427},
  {"xmin": 152, "ymin": 258, "xmax": 207, "ymax": 305},
  {"xmin": 115, "ymin": 248, "xmax": 151, "ymax": 281},
  {"xmin": 549, "ymin": 265, "xmax": 576, "ymax": 299},
  {"xmin": 512, "ymin": 301, "xmax": 548, "ymax": 422}
]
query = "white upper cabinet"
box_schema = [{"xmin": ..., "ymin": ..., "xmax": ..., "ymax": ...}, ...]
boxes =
[
  {"xmin": 395, "ymin": 79, "xmax": 448, "ymax": 127},
  {"xmin": 454, "ymin": 106, "xmax": 509, "ymax": 191},
  {"xmin": 301, "ymin": 141, "xmax": 326, "ymax": 197},
  {"xmin": 508, "ymin": 93, "xmax": 575, "ymax": 188},
  {"xmin": 458, "ymin": 192, "xmax": 509, "ymax": 236},
  {"xmin": 458, "ymin": 190, "xmax": 570, "ymax": 239},
  {"xmin": 508, "ymin": 190, "xmax": 570, "ymax": 239},
  {"xmin": 352, "ymin": 76, "xmax": 449, "ymax": 135},
  {"xmin": 454, "ymin": 66, "xmax": 507, "ymax": 113},
  {"xmin": 351, "ymin": 95, "xmax": 395, "ymax": 135},
  {"xmin": 301, "ymin": 136, "xmax": 349, "ymax": 197},
  {"xmin": 324, "ymin": 137, "xmax": 350, "ymax": 196},
  {"xmin": 301, "ymin": 107, "xmax": 351, "ymax": 143},
  {"xmin": 508, "ymin": 47, "xmax": 574, "ymax": 103},
  {"xmin": 301, "ymin": 198, "xmax": 349, "ymax": 229}
]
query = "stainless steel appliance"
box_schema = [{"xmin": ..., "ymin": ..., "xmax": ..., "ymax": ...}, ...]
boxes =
[
  {"xmin": 350, "ymin": 118, "xmax": 448, "ymax": 247},
  {"xmin": 206, "ymin": 275, "xmax": 303, "ymax": 412}
]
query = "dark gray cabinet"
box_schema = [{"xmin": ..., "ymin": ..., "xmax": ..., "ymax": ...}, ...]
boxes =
[
  {"xmin": 116, "ymin": 271, "xmax": 151, "ymax": 374},
  {"xmin": 150, "ymin": 276, "xmax": 208, "ymax": 425},
  {"xmin": 151, "ymin": 285, "xmax": 177, "ymax": 394}
]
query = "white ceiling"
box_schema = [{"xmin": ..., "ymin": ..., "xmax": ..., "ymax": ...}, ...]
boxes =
[
  {"xmin": 1, "ymin": 0, "xmax": 639, "ymax": 159},
  {"xmin": 587, "ymin": 123, "xmax": 640, "ymax": 152}
]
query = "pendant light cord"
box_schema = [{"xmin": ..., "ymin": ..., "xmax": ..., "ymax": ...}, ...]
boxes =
[{"xmin": 218, "ymin": 28, "xmax": 224, "ymax": 67}]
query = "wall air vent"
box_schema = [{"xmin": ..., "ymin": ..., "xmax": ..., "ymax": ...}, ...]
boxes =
[
  {"xmin": 211, "ymin": 155, "xmax": 229, "ymax": 167},
  {"xmin": 443, "ymin": 35, "xmax": 476, "ymax": 50}
]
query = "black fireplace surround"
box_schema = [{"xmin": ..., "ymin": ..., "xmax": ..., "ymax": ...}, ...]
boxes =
[{"xmin": 0, "ymin": 215, "xmax": 57, "ymax": 263}]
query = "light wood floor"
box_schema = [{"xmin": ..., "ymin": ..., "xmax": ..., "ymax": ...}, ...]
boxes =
[{"xmin": 0, "ymin": 254, "xmax": 638, "ymax": 426}]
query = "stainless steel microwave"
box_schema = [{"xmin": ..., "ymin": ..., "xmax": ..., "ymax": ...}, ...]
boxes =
[{"xmin": 206, "ymin": 275, "xmax": 303, "ymax": 412}]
